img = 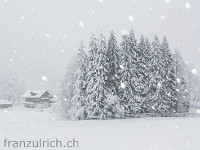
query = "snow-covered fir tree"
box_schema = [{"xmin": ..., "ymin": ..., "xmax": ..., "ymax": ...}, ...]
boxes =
[
  {"xmin": 148, "ymin": 35, "xmax": 166, "ymax": 113},
  {"xmin": 189, "ymin": 75, "xmax": 200, "ymax": 107},
  {"xmin": 85, "ymin": 34, "xmax": 102, "ymax": 118},
  {"xmin": 127, "ymin": 30, "xmax": 145, "ymax": 114},
  {"xmin": 137, "ymin": 36, "xmax": 152, "ymax": 113},
  {"xmin": 57, "ymin": 55, "xmax": 78, "ymax": 118},
  {"xmin": 106, "ymin": 31, "xmax": 120, "ymax": 95},
  {"xmin": 86, "ymin": 33, "xmax": 109, "ymax": 118},
  {"xmin": 160, "ymin": 37, "xmax": 177, "ymax": 113},
  {"xmin": 173, "ymin": 49, "xmax": 190, "ymax": 113},
  {"xmin": 185, "ymin": 64, "xmax": 200, "ymax": 109},
  {"xmin": 118, "ymin": 30, "xmax": 140, "ymax": 114},
  {"xmin": 118, "ymin": 35, "xmax": 133, "ymax": 115},
  {"xmin": 69, "ymin": 41, "xmax": 88, "ymax": 120}
]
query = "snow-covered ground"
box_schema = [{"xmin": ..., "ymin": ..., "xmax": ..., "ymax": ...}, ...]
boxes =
[{"xmin": 0, "ymin": 109, "xmax": 200, "ymax": 150}]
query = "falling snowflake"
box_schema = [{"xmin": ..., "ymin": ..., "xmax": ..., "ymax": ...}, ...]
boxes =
[
  {"xmin": 176, "ymin": 78, "xmax": 181, "ymax": 83},
  {"xmin": 120, "ymin": 83, "xmax": 126, "ymax": 89},
  {"xmin": 120, "ymin": 65, "xmax": 124, "ymax": 70},
  {"xmin": 167, "ymin": 93, "xmax": 171, "ymax": 96},
  {"xmin": 9, "ymin": 58, "xmax": 13, "ymax": 62},
  {"xmin": 157, "ymin": 83, "xmax": 161, "ymax": 88},
  {"xmin": 128, "ymin": 15, "xmax": 134, "ymax": 23},
  {"xmin": 160, "ymin": 15, "xmax": 166, "ymax": 20},
  {"xmin": 99, "ymin": 0, "xmax": 103, "ymax": 3},
  {"xmin": 176, "ymin": 89, "xmax": 180, "ymax": 92},
  {"xmin": 60, "ymin": 49, "xmax": 65, "ymax": 54},
  {"xmin": 185, "ymin": 2, "xmax": 191, "ymax": 9},
  {"xmin": 164, "ymin": 0, "xmax": 170, "ymax": 4},
  {"xmin": 186, "ymin": 142, "xmax": 190, "ymax": 146},
  {"xmin": 175, "ymin": 125, "xmax": 179, "ymax": 128},
  {"xmin": 79, "ymin": 21, "xmax": 85, "ymax": 28},
  {"xmin": 20, "ymin": 16, "xmax": 25, "ymax": 20},
  {"xmin": 191, "ymin": 68, "xmax": 198, "ymax": 75},
  {"xmin": 41, "ymin": 76, "xmax": 48, "ymax": 81},
  {"xmin": 46, "ymin": 33, "xmax": 51, "ymax": 38},
  {"xmin": 196, "ymin": 109, "xmax": 200, "ymax": 113}
]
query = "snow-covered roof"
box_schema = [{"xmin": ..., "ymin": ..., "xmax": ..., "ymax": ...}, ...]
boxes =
[
  {"xmin": 0, "ymin": 99, "xmax": 12, "ymax": 105},
  {"xmin": 22, "ymin": 90, "xmax": 48, "ymax": 98}
]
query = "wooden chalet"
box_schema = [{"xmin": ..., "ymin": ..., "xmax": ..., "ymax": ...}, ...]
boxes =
[{"xmin": 22, "ymin": 90, "xmax": 53, "ymax": 108}]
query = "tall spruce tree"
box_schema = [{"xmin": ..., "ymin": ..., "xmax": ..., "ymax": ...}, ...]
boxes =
[
  {"xmin": 59, "ymin": 55, "xmax": 78, "ymax": 118},
  {"xmin": 184, "ymin": 64, "xmax": 200, "ymax": 110},
  {"xmin": 85, "ymin": 34, "xmax": 99, "ymax": 117},
  {"xmin": 107, "ymin": 31, "xmax": 120, "ymax": 94},
  {"xmin": 92, "ymin": 33, "xmax": 109, "ymax": 118},
  {"xmin": 86, "ymin": 33, "xmax": 112, "ymax": 118},
  {"xmin": 160, "ymin": 37, "xmax": 177, "ymax": 113},
  {"xmin": 128, "ymin": 30, "xmax": 145, "ymax": 114},
  {"xmin": 173, "ymin": 50, "xmax": 190, "ymax": 112},
  {"xmin": 69, "ymin": 41, "xmax": 88, "ymax": 119},
  {"xmin": 119, "ymin": 35, "xmax": 133, "ymax": 114},
  {"xmin": 137, "ymin": 36, "xmax": 152, "ymax": 113},
  {"xmin": 149, "ymin": 35, "xmax": 165, "ymax": 113}
]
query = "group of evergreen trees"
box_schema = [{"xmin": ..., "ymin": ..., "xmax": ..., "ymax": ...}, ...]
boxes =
[{"xmin": 58, "ymin": 29, "xmax": 198, "ymax": 120}]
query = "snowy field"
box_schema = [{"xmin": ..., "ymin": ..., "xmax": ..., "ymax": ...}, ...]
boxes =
[{"xmin": 0, "ymin": 109, "xmax": 200, "ymax": 150}]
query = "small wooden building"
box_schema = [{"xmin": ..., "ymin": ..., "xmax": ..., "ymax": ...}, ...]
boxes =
[
  {"xmin": 0, "ymin": 99, "xmax": 12, "ymax": 109},
  {"xmin": 22, "ymin": 90, "xmax": 53, "ymax": 108}
]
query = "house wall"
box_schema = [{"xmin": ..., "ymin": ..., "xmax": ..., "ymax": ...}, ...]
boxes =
[
  {"xmin": 25, "ymin": 98, "xmax": 40, "ymax": 102},
  {"xmin": 0, "ymin": 104, "xmax": 12, "ymax": 108},
  {"xmin": 35, "ymin": 102, "xmax": 49, "ymax": 108}
]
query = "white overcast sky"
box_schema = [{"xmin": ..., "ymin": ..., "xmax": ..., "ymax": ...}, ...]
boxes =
[{"xmin": 0, "ymin": 0, "xmax": 200, "ymax": 92}]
